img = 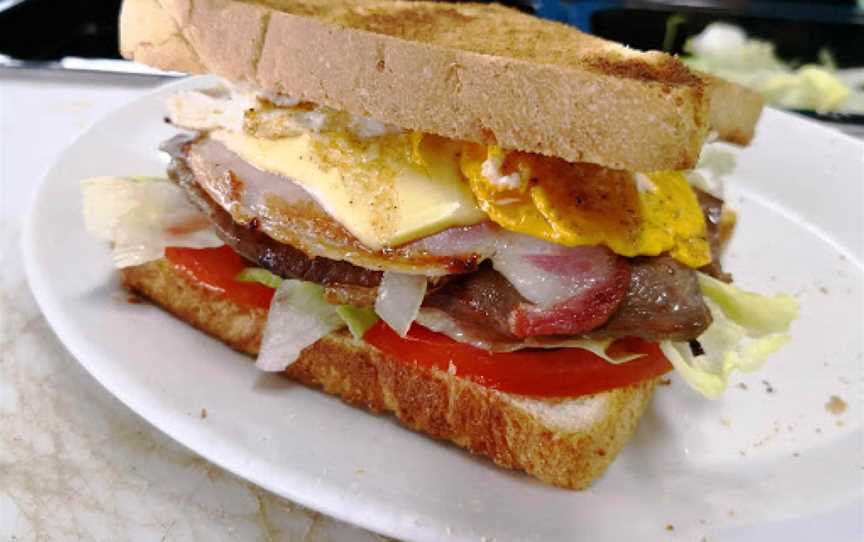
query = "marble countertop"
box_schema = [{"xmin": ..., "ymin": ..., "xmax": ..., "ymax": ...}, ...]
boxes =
[{"xmin": 0, "ymin": 70, "xmax": 384, "ymax": 541}]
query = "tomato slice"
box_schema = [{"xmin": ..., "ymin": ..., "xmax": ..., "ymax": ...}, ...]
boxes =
[
  {"xmin": 165, "ymin": 246, "xmax": 275, "ymax": 309},
  {"xmin": 164, "ymin": 246, "xmax": 672, "ymax": 398},
  {"xmin": 364, "ymin": 321, "xmax": 672, "ymax": 398}
]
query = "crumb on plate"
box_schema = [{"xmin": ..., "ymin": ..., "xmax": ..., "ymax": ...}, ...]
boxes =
[{"xmin": 826, "ymin": 395, "xmax": 847, "ymax": 415}]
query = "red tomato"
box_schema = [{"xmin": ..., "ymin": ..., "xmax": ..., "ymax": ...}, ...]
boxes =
[
  {"xmin": 165, "ymin": 246, "xmax": 275, "ymax": 309},
  {"xmin": 364, "ymin": 322, "xmax": 672, "ymax": 398}
]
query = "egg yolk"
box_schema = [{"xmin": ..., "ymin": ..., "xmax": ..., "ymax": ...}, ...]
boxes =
[{"xmin": 458, "ymin": 143, "xmax": 712, "ymax": 268}]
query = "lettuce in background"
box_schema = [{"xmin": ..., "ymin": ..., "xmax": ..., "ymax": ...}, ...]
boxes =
[{"xmin": 683, "ymin": 23, "xmax": 863, "ymax": 114}]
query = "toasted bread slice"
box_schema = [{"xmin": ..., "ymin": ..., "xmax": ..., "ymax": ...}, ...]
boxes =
[
  {"xmin": 119, "ymin": 0, "xmax": 761, "ymax": 171},
  {"xmin": 121, "ymin": 257, "xmax": 658, "ymax": 489}
]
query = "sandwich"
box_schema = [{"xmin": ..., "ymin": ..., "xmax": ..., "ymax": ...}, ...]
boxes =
[{"xmin": 81, "ymin": 0, "xmax": 798, "ymax": 489}]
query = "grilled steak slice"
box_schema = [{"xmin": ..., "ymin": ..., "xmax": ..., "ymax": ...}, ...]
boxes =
[
  {"xmin": 424, "ymin": 257, "xmax": 711, "ymax": 343},
  {"xmin": 588, "ymin": 256, "xmax": 712, "ymax": 341},
  {"xmin": 422, "ymin": 265, "xmax": 525, "ymax": 342}
]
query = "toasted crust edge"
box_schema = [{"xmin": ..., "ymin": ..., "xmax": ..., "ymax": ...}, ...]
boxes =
[
  {"xmin": 119, "ymin": 0, "xmax": 762, "ymax": 170},
  {"xmin": 121, "ymin": 257, "xmax": 658, "ymax": 489}
]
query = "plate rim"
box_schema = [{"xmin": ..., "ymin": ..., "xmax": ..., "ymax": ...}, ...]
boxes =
[{"xmin": 21, "ymin": 75, "xmax": 864, "ymax": 542}]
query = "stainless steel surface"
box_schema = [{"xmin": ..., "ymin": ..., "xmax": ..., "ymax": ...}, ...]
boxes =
[
  {"xmin": 0, "ymin": 54, "xmax": 183, "ymax": 77},
  {"xmin": 0, "ymin": 0, "xmax": 29, "ymax": 15}
]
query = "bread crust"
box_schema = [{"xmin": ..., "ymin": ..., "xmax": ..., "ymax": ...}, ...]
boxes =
[
  {"xmin": 121, "ymin": 257, "xmax": 658, "ymax": 489},
  {"xmin": 120, "ymin": 0, "xmax": 761, "ymax": 171}
]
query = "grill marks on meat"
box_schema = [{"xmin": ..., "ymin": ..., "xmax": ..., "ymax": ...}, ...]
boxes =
[{"xmin": 163, "ymin": 136, "xmax": 382, "ymax": 288}]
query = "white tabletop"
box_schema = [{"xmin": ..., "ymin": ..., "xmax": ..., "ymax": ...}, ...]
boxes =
[{"xmin": 0, "ymin": 70, "xmax": 384, "ymax": 542}]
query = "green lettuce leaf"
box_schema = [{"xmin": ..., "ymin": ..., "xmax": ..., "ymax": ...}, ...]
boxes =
[
  {"xmin": 256, "ymin": 279, "xmax": 344, "ymax": 371},
  {"xmin": 661, "ymin": 274, "xmax": 799, "ymax": 398},
  {"xmin": 236, "ymin": 267, "xmax": 284, "ymax": 289},
  {"xmin": 237, "ymin": 267, "xmax": 379, "ymax": 338},
  {"xmin": 547, "ymin": 338, "xmax": 644, "ymax": 365},
  {"xmin": 697, "ymin": 273, "xmax": 799, "ymax": 334},
  {"xmin": 335, "ymin": 305, "xmax": 380, "ymax": 340},
  {"xmin": 81, "ymin": 175, "xmax": 222, "ymax": 267},
  {"xmin": 681, "ymin": 22, "xmax": 858, "ymax": 113}
]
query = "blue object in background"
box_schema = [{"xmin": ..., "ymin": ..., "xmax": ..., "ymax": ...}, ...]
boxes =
[
  {"xmin": 531, "ymin": 1, "xmax": 863, "ymax": 66},
  {"xmin": 535, "ymin": 1, "xmax": 864, "ymax": 30}
]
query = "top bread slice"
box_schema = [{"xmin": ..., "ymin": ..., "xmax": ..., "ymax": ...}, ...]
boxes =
[{"xmin": 120, "ymin": 0, "xmax": 761, "ymax": 172}]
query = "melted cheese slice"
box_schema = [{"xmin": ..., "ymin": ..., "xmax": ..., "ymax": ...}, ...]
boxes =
[{"xmin": 213, "ymin": 130, "xmax": 486, "ymax": 250}]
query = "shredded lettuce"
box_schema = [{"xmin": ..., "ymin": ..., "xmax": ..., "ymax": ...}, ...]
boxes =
[
  {"xmin": 660, "ymin": 274, "xmax": 799, "ymax": 398},
  {"xmin": 236, "ymin": 267, "xmax": 284, "ymax": 289},
  {"xmin": 558, "ymin": 339, "xmax": 645, "ymax": 365},
  {"xmin": 335, "ymin": 305, "xmax": 380, "ymax": 340},
  {"xmin": 682, "ymin": 23, "xmax": 861, "ymax": 114},
  {"xmin": 244, "ymin": 266, "xmax": 800, "ymax": 391},
  {"xmin": 374, "ymin": 272, "xmax": 427, "ymax": 337},
  {"xmin": 81, "ymin": 176, "xmax": 222, "ymax": 267},
  {"xmin": 697, "ymin": 273, "xmax": 799, "ymax": 335},
  {"xmin": 257, "ymin": 280, "xmax": 344, "ymax": 371},
  {"xmin": 238, "ymin": 268, "xmax": 379, "ymax": 340}
]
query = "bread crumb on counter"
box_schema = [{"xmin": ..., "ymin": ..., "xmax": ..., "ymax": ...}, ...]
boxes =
[{"xmin": 826, "ymin": 395, "xmax": 847, "ymax": 416}]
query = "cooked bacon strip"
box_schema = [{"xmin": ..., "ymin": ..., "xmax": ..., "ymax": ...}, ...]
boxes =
[{"xmin": 509, "ymin": 257, "xmax": 631, "ymax": 337}]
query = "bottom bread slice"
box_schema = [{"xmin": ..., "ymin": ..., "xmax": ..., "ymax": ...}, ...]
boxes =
[{"xmin": 121, "ymin": 258, "xmax": 658, "ymax": 489}]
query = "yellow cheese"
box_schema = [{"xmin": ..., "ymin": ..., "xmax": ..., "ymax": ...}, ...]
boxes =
[{"xmin": 213, "ymin": 130, "xmax": 486, "ymax": 250}]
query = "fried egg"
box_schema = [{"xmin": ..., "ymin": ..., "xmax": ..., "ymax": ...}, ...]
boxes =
[{"xmin": 458, "ymin": 144, "xmax": 712, "ymax": 268}]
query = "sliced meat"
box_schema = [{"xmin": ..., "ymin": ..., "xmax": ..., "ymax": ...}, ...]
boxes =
[
  {"xmin": 506, "ymin": 254, "xmax": 631, "ymax": 337},
  {"xmin": 164, "ymin": 136, "xmax": 382, "ymax": 287},
  {"xmin": 423, "ymin": 265, "xmax": 525, "ymax": 342},
  {"xmin": 425, "ymin": 256, "xmax": 711, "ymax": 344},
  {"xmin": 587, "ymin": 256, "xmax": 712, "ymax": 341},
  {"xmin": 510, "ymin": 263, "xmax": 629, "ymax": 337},
  {"xmin": 425, "ymin": 242, "xmax": 632, "ymax": 339},
  {"xmin": 696, "ymin": 189, "xmax": 733, "ymax": 282},
  {"xmin": 488, "ymin": 240, "xmax": 631, "ymax": 336}
]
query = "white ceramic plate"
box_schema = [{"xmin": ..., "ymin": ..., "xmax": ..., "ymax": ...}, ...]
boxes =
[{"xmin": 24, "ymin": 77, "xmax": 864, "ymax": 541}]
